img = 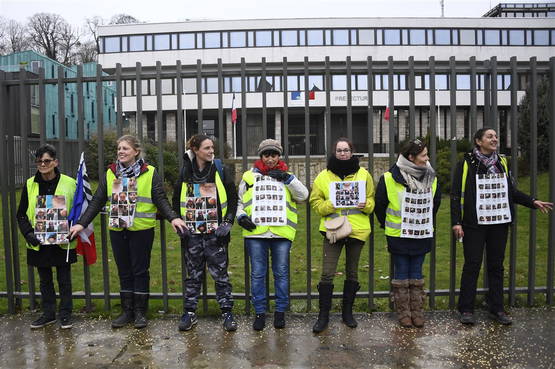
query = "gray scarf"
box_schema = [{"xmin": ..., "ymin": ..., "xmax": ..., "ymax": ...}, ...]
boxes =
[{"xmin": 396, "ymin": 154, "xmax": 436, "ymax": 191}]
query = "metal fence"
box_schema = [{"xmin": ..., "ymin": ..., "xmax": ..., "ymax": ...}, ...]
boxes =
[{"xmin": 1, "ymin": 56, "xmax": 554, "ymax": 315}]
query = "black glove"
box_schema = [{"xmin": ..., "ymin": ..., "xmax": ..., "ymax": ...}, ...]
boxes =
[
  {"xmin": 177, "ymin": 227, "xmax": 191, "ymax": 240},
  {"xmin": 237, "ymin": 215, "xmax": 257, "ymax": 232},
  {"xmin": 267, "ymin": 170, "xmax": 291, "ymax": 182},
  {"xmin": 24, "ymin": 232, "xmax": 41, "ymax": 246},
  {"xmin": 215, "ymin": 221, "xmax": 232, "ymax": 238}
]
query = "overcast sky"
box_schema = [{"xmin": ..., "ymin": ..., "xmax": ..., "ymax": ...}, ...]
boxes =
[{"xmin": 0, "ymin": 0, "xmax": 545, "ymax": 28}]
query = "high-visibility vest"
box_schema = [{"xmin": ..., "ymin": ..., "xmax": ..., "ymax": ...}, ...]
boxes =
[
  {"xmin": 383, "ymin": 172, "xmax": 437, "ymax": 237},
  {"xmin": 240, "ymin": 170, "xmax": 298, "ymax": 241},
  {"xmin": 106, "ymin": 166, "xmax": 156, "ymax": 231},
  {"xmin": 25, "ymin": 174, "xmax": 76, "ymax": 251},
  {"xmin": 179, "ymin": 170, "xmax": 228, "ymax": 220},
  {"xmin": 460, "ymin": 155, "xmax": 509, "ymax": 217},
  {"xmin": 314, "ymin": 168, "xmax": 372, "ymax": 240}
]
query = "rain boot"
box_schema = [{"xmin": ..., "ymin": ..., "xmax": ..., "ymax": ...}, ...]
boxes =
[
  {"xmin": 342, "ymin": 280, "xmax": 360, "ymax": 328},
  {"xmin": 313, "ymin": 283, "xmax": 333, "ymax": 333},
  {"xmin": 111, "ymin": 292, "xmax": 134, "ymax": 328},
  {"xmin": 133, "ymin": 293, "xmax": 149, "ymax": 329},
  {"xmin": 409, "ymin": 279, "xmax": 426, "ymax": 328},
  {"xmin": 391, "ymin": 279, "xmax": 412, "ymax": 328}
]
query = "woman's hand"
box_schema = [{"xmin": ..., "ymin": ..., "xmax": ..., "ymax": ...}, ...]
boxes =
[
  {"xmin": 452, "ymin": 225, "xmax": 464, "ymax": 241},
  {"xmin": 533, "ymin": 200, "xmax": 554, "ymax": 214},
  {"xmin": 357, "ymin": 202, "xmax": 366, "ymax": 209},
  {"xmin": 171, "ymin": 218, "xmax": 186, "ymax": 233},
  {"xmin": 69, "ymin": 224, "xmax": 84, "ymax": 240}
]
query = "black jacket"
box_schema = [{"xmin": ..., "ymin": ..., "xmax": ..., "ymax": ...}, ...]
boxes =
[
  {"xmin": 450, "ymin": 152, "xmax": 535, "ymax": 228},
  {"xmin": 78, "ymin": 162, "xmax": 179, "ymax": 228},
  {"xmin": 375, "ymin": 164, "xmax": 442, "ymax": 255}
]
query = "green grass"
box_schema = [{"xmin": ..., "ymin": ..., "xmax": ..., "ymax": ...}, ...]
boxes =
[{"xmin": 0, "ymin": 172, "xmax": 553, "ymax": 316}]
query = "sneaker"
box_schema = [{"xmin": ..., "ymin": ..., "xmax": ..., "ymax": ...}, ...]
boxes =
[
  {"xmin": 459, "ymin": 312, "xmax": 476, "ymax": 325},
  {"xmin": 222, "ymin": 312, "xmax": 238, "ymax": 332},
  {"xmin": 489, "ymin": 311, "xmax": 512, "ymax": 325},
  {"xmin": 30, "ymin": 314, "xmax": 56, "ymax": 329},
  {"xmin": 60, "ymin": 315, "xmax": 73, "ymax": 329},
  {"xmin": 253, "ymin": 313, "xmax": 266, "ymax": 331},
  {"xmin": 178, "ymin": 312, "xmax": 197, "ymax": 331},
  {"xmin": 274, "ymin": 312, "xmax": 285, "ymax": 329}
]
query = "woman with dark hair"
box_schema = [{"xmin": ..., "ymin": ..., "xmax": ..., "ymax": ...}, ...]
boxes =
[
  {"xmin": 17, "ymin": 144, "xmax": 77, "ymax": 329},
  {"xmin": 172, "ymin": 134, "xmax": 239, "ymax": 332},
  {"xmin": 375, "ymin": 138, "xmax": 441, "ymax": 328},
  {"xmin": 69, "ymin": 135, "xmax": 186, "ymax": 329},
  {"xmin": 451, "ymin": 127, "xmax": 552, "ymax": 325},
  {"xmin": 310, "ymin": 137, "xmax": 375, "ymax": 333}
]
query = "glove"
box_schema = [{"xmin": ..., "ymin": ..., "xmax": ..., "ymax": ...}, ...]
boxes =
[
  {"xmin": 237, "ymin": 215, "xmax": 257, "ymax": 232},
  {"xmin": 267, "ymin": 170, "xmax": 291, "ymax": 182},
  {"xmin": 24, "ymin": 232, "xmax": 41, "ymax": 246},
  {"xmin": 177, "ymin": 227, "xmax": 191, "ymax": 240},
  {"xmin": 215, "ymin": 221, "xmax": 232, "ymax": 238}
]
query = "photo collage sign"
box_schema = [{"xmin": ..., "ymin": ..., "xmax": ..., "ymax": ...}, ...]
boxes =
[
  {"xmin": 400, "ymin": 188, "xmax": 433, "ymax": 239},
  {"xmin": 183, "ymin": 183, "xmax": 219, "ymax": 234},
  {"xmin": 34, "ymin": 195, "xmax": 70, "ymax": 245},
  {"xmin": 252, "ymin": 176, "xmax": 287, "ymax": 226},
  {"xmin": 475, "ymin": 173, "xmax": 511, "ymax": 225},
  {"xmin": 109, "ymin": 177, "xmax": 137, "ymax": 228},
  {"xmin": 329, "ymin": 181, "xmax": 366, "ymax": 208}
]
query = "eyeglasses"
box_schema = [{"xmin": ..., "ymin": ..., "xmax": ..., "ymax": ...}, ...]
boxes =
[
  {"xmin": 35, "ymin": 159, "xmax": 54, "ymax": 166},
  {"xmin": 336, "ymin": 149, "xmax": 351, "ymax": 154}
]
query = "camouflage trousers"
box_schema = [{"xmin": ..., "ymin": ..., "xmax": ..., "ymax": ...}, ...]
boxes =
[{"xmin": 182, "ymin": 234, "xmax": 233, "ymax": 312}]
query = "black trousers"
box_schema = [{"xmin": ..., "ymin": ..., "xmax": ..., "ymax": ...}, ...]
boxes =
[
  {"xmin": 37, "ymin": 265, "xmax": 72, "ymax": 318},
  {"xmin": 110, "ymin": 228, "xmax": 154, "ymax": 293},
  {"xmin": 458, "ymin": 223, "xmax": 509, "ymax": 313}
]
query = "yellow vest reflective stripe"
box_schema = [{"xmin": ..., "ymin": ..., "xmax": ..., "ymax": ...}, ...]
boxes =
[
  {"xmin": 240, "ymin": 170, "xmax": 298, "ymax": 241},
  {"xmin": 316, "ymin": 168, "xmax": 371, "ymax": 237},
  {"xmin": 26, "ymin": 174, "xmax": 76, "ymax": 251},
  {"xmin": 383, "ymin": 171, "xmax": 437, "ymax": 237},
  {"xmin": 460, "ymin": 156, "xmax": 508, "ymax": 217},
  {"xmin": 106, "ymin": 166, "xmax": 156, "ymax": 231},
  {"xmin": 179, "ymin": 170, "xmax": 228, "ymax": 220}
]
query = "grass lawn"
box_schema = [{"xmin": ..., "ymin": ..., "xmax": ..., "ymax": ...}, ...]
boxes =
[{"xmin": 0, "ymin": 172, "xmax": 552, "ymax": 316}]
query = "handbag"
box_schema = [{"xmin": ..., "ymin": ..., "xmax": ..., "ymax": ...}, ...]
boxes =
[{"xmin": 324, "ymin": 216, "xmax": 352, "ymax": 244}]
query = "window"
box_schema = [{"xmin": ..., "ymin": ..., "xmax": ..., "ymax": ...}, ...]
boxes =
[
  {"xmin": 333, "ymin": 29, "xmax": 349, "ymax": 45},
  {"xmin": 129, "ymin": 35, "xmax": 145, "ymax": 51},
  {"xmin": 457, "ymin": 75, "xmax": 471, "ymax": 90},
  {"xmin": 434, "ymin": 29, "xmax": 450, "ymax": 45},
  {"xmin": 459, "ymin": 29, "xmax": 475, "ymax": 45},
  {"xmin": 325, "ymin": 30, "xmax": 332, "ymax": 45},
  {"xmin": 501, "ymin": 30, "xmax": 508, "ymax": 45},
  {"xmin": 179, "ymin": 33, "xmax": 195, "ymax": 49},
  {"xmin": 287, "ymin": 75, "xmax": 298, "ymax": 91},
  {"xmin": 204, "ymin": 32, "xmax": 221, "ymax": 48},
  {"xmin": 121, "ymin": 36, "xmax": 128, "ymax": 52},
  {"xmin": 401, "ymin": 29, "xmax": 409, "ymax": 45},
  {"xmin": 161, "ymin": 79, "xmax": 173, "ymax": 94},
  {"xmin": 104, "ymin": 37, "xmax": 120, "ymax": 52},
  {"xmin": 255, "ymin": 31, "xmax": 272, "ymax": 47},
  {"xmin": 359, "ymin": 29, "xmax": 374, "ymax": 45},
  {"xmin": 281, "ymin": 30, "xmax": 297, "ymax": 46},
  {"xmin": 332, "ymin": 75, "xmax": 346, "ymax": 90},
  {"xmin": 484, "ymin": 30, "xmax": 500, "ymax": 45},
  {"xmin": 308, "ymin": 75, "xmax": 324, "ymax": 91},
  {"xmin": 356, "ymin": 75, "xmax": 368, "ymax": 90},
  {"xmin": 248, "ymin": 31, "xmax": 255, "ymax": 46},
  {"xmin": 196, "ymin": 33, "xmax": 202, "ymax": 49},
  {"xmin": 409, "ymin": 29, "xmax": 426, "ymax": 45},
  {"xmin": 307, "ymin": 29, "xmax": 323, "ymax": 46},
  {"xmin": 350, "ymin": 30, "xmax": 357, "ymax": 45},
  {"xmin": 256, "ymin": 76, "xmax": 273, "ymax": 92},
  {"xmin": 299, "ymin": 30, "xmax": 306, "ymax": 45},
  {"xmin": 146, "ymin": 35, "xmax": 153, "ymax": 50},
  {"xmin": 534, "ymin": 30, "xmax": 549, "ymax": 45},
  {"xmin": 222, "ymin": 32, "xmax": 228, "ymax": 47},
  {"xmin": 230, "ymin": 31, "xmax": 246, "ymax": 47},
  {"xmin": 154, "ymin": 34, "xmax": 170, "ymax": 50},
  {"xmin": 273, "ymin": 31, "xmax": 280, "ymax": 46},
  {"xmin": 204, "ymin": 78, "xmax": 218, "ymax": 93},
  {"xmin": 171, "ymin": 34, "xmax": 177, "ymax": 49},
  {"xmin": 383, "ymin": 29, "xmax": 400, "ymax": 45},
  {"xmin": 509, "ymin": 30, "xmax": 524, "ymax": 45},
  {"xmin": 183, "ymin": 78, "xmax": 196, "ymax": 93},
  {"xmin": 436, "ymin": 75, "xmax": 448, "ymax": 90}
]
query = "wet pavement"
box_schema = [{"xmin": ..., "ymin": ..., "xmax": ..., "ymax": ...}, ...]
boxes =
[{"xmin": 0, "ymin": 307, "xmax": 554, "ymax": 369}]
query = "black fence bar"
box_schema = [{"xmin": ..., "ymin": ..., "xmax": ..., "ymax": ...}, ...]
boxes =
[
  {"xmin": 509, "ymin": 56, "xmax": 519, "ymax": 306},
  {"xmin": 135, "ymin": 62, "xmax": 143, "ymax": 143},
  {"xmin": 548, "ymin": 56, "xmax": 555, "ymax": 305},
  {"xmin": 346, "ymin": 56, "xmax": 353, "ymax": 140},
  {"xmin": 196, "ymin": 60, "xmax": 203, "ymax": 135},
  {"xmin": 116, "ymin": 63, "xmax": 123, "ymax": 138},
  {"xmin": 217, "ymin": 59, "xmax": 224, "ymax": 157},
  {"xmin": 428, "ymin": 56, "xmax": 437, "ymax": 309},
  {"xmin": 57, "ymin": 66, "xmax": 66, "ymax": 173},
  {"xmin": 367, "ymin": 56, "xmax": 375, "ymax": 310},
  {"xmin": 283, "ymin": 57, "xmax": 289, "ymax": 162},
  {"xmin": 38, "ymin": 68, "xmax": 46, "ymax": 146},
  {"xmin": 528, "ymin": 57, "xmax": 538, "ymax": 306},
  {"xmin": 241, "ymin": 57, "xmax": 250, "ymax": 315},
  {"xmin": 387, "ymin": 56, "xmax": 395, "ymax": 305},
  {"xmin": 261, "ymin": 57, "xmax": 268, "ymax": 138},
  {"xmin": 449, "ymin": 56, "xmax": 457, "ymax": 309},
  {"xmin": 408, "ymin": 56, "xmax": 416, "ymax": 140},
  {"xmin": 484, "ymin": 60, "xmax": 491, "ymax": 127},
  {"xmin": 303, "ymin": 57, "xmax": 312, "ymax": 312},
  {"xmin": 491, "ymin": 56, "xmax": 499, "ymax": 134},
  {"xmin": 469, "ymin": 57, "xmax": 477, "ymax": 137},
  {"xmin": 325, "ymin": 57, "xmax": 332, "ymax": 157}
]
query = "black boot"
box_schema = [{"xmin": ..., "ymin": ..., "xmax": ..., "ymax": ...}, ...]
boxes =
[
  {"xmin": 313, "ymin": 283, "xmax": 333, "ymax": 333},
  {"xmin": 111, "ymin": 292, "xmax": 134, "ymax": 328},
  {"xmin": 133, "ymin": 293, "xmax": 149, "ymax": 329},
  {"xmin": 342, "ymin": 280, "xmax": 360, "ymax": 328}
]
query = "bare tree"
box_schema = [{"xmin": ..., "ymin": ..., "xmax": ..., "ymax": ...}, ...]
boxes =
[
  {"xmin": 0, "ymin": 18, "xmax": 31, "ymax": 54},
  {"xmin": 74, "ymin": 40, "xmax": 97, "ymax": 64},
  {"xmin": 85, "ymin": 16, "xmax": 104, "ymax": 53},
  {"xmin": 109, "ymin": 14, "xmax": 141, "ymax": 25},
  {"xmin": 27, "ymin": 13, "xmax": 80, "ymax": 65}
]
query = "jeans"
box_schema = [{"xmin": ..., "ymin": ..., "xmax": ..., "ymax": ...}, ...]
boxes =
[
  {"xmin": 245, "ymin": 238, "xmax": 292, "ymax": 314},
  {"xmin": 392, "ymin": 253, "xmax": 426, "ymax": 280}
]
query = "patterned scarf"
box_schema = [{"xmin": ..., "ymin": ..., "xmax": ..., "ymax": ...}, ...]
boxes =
[
  {"xmin": 254, "ymin": 159, "xmax": 288, "ymax": 175},
  {"xmin": 473, "ymin": 148, "xmax": 500, "ymax": 174},
  {"xmin": 396, "ymin": 154, "xmax": 436, "ymax": 191},
  {"xmin": 116, "ymin": 157, "xmax": 144, "ymax": 178}
]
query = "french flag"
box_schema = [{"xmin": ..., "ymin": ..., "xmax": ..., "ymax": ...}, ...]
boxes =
[
  {"xmin": 68, "ymin": 152, "xmax": 97, "ymax": 265},
  {"xmin": 231, "ymin": 93, "xmax": 237, "ymax": 124}
]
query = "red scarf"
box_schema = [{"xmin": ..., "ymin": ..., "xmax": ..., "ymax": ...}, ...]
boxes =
[{"xmin": 253, "ymin": 159, "xmax": 288, "ymax": 175}]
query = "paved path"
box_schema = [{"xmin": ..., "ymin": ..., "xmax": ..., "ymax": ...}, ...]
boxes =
[{"xmin": 0, "ymin": 307, "xmax": 554, "ymax": 368}]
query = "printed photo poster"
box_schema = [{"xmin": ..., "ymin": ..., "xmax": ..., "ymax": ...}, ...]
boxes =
[
  {"xmin": 252, "ymin": 175, "xmax": 287, "ymax": 226},
  {"xmin": 183, "ymin": 183, "xmax": 219, "ymax": 234},
  {"xmin": 329, "ymin": 181, "xmax": 366, "ymax": 208},
  {"xmin": 400, "ymin": 188, "xmax": 434, "ymax": 239},
  {"xmin": 109, "ymin": 177, "xmax": 137, "ymax": 229},
  {"xmin": 34, "ymin": 195, "xmax": 70, "ymax": 245},
  {"xmin": 475, "ymin": 173, "xmax": 511, "ymax": 225}
]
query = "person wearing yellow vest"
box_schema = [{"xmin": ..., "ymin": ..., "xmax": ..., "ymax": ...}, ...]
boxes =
[
  {"xmin": 237, "ymin": 139, "xmax": 309, "ymax": 331},
  {"xmin": 375, "ymin": 139, "xmax": 441, "ymax": 328},
  {"xmin": 171, "ymin": 135, "xmax": 239, "ymax": 332},
  {"xmin": 451, "ymin": 127, "xmax": 552, "ymax": 326},
  {"xmin": 69, "ymin": 135, "xmax": 186, "ymax": 329},
  {"xmin": 17, "ymin": 144, "xmax": 76, "ymax": 329},
  {"xmin": 310, "ymin": 137, "xmax": 375, "ymax": 333}
]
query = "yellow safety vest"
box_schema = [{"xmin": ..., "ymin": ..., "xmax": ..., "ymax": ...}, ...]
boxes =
[
  {"xmin": 460, "ymin": 155, "xmax": 509, "ymax": 217},
  {"xmin": 179, "ymin": 170, "xmax": 228, "ymax": 220},
  {"xmin": 25, "ymin": 174, "xmax": 76, "ymax": 251},
  {"xmin": 383, "ymin": 171, "xmax": 437, "ymax": 237},
  {"xmin": 106, "ymin": 166, "xmax": 156, "ymax": 231},
  {"xmin": 240, "ymin": 170, "xmax": 298, "ymax": 241},
  {"xmin": 314, "ymin": 168, "xmax": 373, "ymax": 242}
]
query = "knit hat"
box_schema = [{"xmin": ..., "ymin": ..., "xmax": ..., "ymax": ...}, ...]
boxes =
[{"xmin": 257, "ymin": 139, "xmax": 283, "ymax": 156}]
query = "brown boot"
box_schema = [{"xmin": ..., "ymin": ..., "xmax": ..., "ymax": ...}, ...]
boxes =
[
  {"xmin": 391, "ymin": 279, "xmax": 412, "ymax": 328},
  {"xmin": 409, "ymin": 279, "xmax": 426, "ymax": 328}
]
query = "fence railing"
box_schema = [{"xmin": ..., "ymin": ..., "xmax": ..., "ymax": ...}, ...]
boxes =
[{"xmin": 0, "ymin": 55, "xmax": 554, "ymax": 315}]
